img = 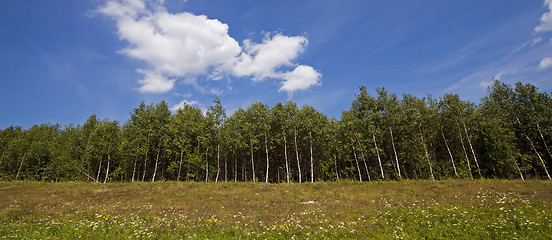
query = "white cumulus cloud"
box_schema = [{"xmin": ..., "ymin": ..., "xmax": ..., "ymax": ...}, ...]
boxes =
[
  {"xmin": 279, "ymin": 65, "xmax": 321, "ymax": 95},
  {"xmin": 98, "ymin": 0, "xmax": 321, "ymax": 95},
  {"xmin": 538, "ymin": 57, "xmax": 552, "ymax": 70},
  {"xmin": 233, "ymin": 34, "xmax": 308, "ymax": 81},
  {"xmin": 535, "ymin": 0, "xmax": 552, "ymax": 32},
  {"xmin": 99, "ymin": 0, "xmax": 241, "ymax": 93},
  {"xmin": 137, "ymin": 69, "xmax": 175, "ymax": 93},
  {"xmin": 99, "ymin": 0, "xmax": 145, "ymax": 19}
]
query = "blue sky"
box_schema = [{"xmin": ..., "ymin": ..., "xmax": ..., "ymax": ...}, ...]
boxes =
[{"xmin": 1, "ymin": 0, "xmax": 552, "ymax": 128}]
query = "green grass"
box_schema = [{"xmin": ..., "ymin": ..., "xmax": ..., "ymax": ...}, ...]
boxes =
[{"xmin": 1, "ymin": 180, "xmax": 551, "ymax": 239}]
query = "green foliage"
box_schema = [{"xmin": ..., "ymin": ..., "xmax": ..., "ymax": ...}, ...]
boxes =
[{"xmin": 1, "ymin": 80, "xmax": 551, "ymax": 182}]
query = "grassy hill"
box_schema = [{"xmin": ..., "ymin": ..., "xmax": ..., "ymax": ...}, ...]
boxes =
[{"xmin": 1, "ymin": 180, "xmax": 551, "ymax": 239}]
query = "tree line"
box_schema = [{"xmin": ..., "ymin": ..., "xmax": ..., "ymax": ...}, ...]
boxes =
[{"xmin": 1, "ymin": 80, "xmax": 551, "ymax": 182}]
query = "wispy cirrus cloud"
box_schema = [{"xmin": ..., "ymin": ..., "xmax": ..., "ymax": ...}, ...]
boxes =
[
  {"xmin": 97, "ymin": 0, "xmax": 321, "ymax": 96},
  {"xmin": 444, "ymin": 39, "xmax": 552, "ymax": 100},
  {"xmin": 443, "ymin": 1, "xmax": 552, "ymax": 100}
]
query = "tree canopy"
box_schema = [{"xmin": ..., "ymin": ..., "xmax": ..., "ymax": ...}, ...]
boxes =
[{"xmin": 1, "ymin": 80, "xmax": 551, "ymax": 182}]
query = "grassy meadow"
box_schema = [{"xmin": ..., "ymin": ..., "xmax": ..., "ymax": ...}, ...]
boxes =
[{"xmin": 1, "ymin": 180, "xmax": 551, "ymax": 239}]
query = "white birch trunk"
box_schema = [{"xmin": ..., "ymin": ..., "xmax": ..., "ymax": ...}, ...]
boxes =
[
  {"xmin": 15, "ymin": 150, "xmax": 28, "ymax": 180},
  {"xmin": 310, "ymin": 130, "xmax": 314, "ymax": 183},
  {"xmin": 284, "ymin": 131, "xmax": 290, "ymax": 183},
  {"xmin": 233, "ymin": 150, "xmax": 237, "ymax": 182},
  {"xmin": 104, "ymin": 153, "xmax": 111, "ymax": 183},
  {"xmin": 537, "ymin": 122, "xmax": 552, "ymax": 162},
  {"xmin": 294, "ymin": 127, "xmax": 301, "ymax": 183},
  {"xmin": 523, "ymin": 133, "xmax": 551, "ymax": 180},
  {"xmin": 232, "ymin": 149, "xmax": 238, "ymax": 182},
  {"xmin": 419, "ymin": 125, "xmax": 435, "ymax": 181},
  {"xmin": 515, "ymin": 160, "xmax": 525, "ymax": 181},
  {"xmin": 131, "ymin": 156, "xmax": 137, "ymax": 182},
  {"xmin": 352, "ymin": 145, "xmax": 362, "ymax": 182},
  {"xmin": 463, "ymin": 121, "xmax": 482, "ymax": 178},
  {"xmin": 216, "ymin": 143, "xmax": 220, "ymax": 183},
  {"xmin": 141, "ymin": 157, "xmax": 147, "ymax": 182},
  {"xmin": 205, "ymin": 147, "xmax": 209, "ymax": 182},
  {"xmin": 177, "ymin": 148, "xmax": 184, "ymax": 181},
  {"xmin": 251, "ymin": 147, "xmax": 255, "ymax": 182},
  {"xmin": 73, "ymin": 163, "xmax": 97, "ymax": 182},
  {"xmin": 151, "ymin": 146, "xmax": 160, "ymax": 182},
  {"xmin": 390, "ymin": 127, "xmax": 401, "ymax": 179},
  {"xmin": 441, "ymin": 127, "xmax": 458, "ymax": 177},
  {"xmin": 457, "ymin": 121, "xmax": 473, "ymax": 179},
  {"xmin": 265, "ymin": 132, "xmax": 270, "ymax": 183},
  {"xmin": 96, "ymin": 157, "xmax": 102, "ymax": 182},
  {"xmin": 372, "ymin": 129, "xmax": 384, "ymax": 179},
  {"xmin": 354, "ymin": 132, "xmax": 370, "ymax": 181},
  {"xmin": 142, "ymin": 131, "xmax": 151, "ymax": 182}
]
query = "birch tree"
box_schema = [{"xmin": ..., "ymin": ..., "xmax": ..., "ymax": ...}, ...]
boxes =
[
  {"xmin": 377, "ymin": 87, "xmax": 402, "ymax": 179},
  {"xmin": 207, "ymin": 97, "xmax": 226, "ymax": 183}
]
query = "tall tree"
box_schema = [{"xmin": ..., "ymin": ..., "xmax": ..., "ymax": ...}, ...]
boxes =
[
  {"xmin": 271, "ymin": 103, "xmax": 290, "ymax": 183},
  {"xmin": 285, "ymin": 101, "xmax": 302, "ymax": 183},
  {"xmin": 351, "ymin": 86, "xmax": 385, "ymax": 179},
  {"xmin": 247, "ymin": 102, "xmax": 271, "ymax": 182},
  {"xmin": 207, "ymin": 97, "xmax": 227, "ymax": 183},
  {"xmin": 377, "ymin": 87, "xmax": 402, "ymax": 179},
  {"xmin": 440, "ymin": 94, "xmax": 475, "ymax": 179},
  {"xmin": 300, "ymin": 105, "xmax": 328, "ymax": 182},
  {"xmin": 150, "ymin": 101, "xmax": 171, "ymax": 182},
  {"xmin": 169, "ymin": 103, "xmax": 204, "ymax": 181},
  {"xmin": 87, "ymin": 120, "xmax": 121, "ymax": 183},
  {"xmin": 513, "ymin": 82, "xmax": 551, "ymax": 180}
]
